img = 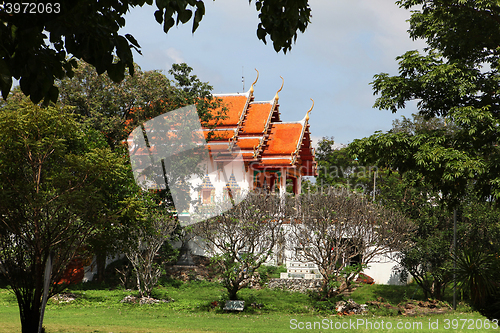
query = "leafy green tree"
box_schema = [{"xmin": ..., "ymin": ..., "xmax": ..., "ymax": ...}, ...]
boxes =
[
  {"xmin": 364, "ymin": 0, "xmax": 500, "ymax": 203},
  {"xmin": 349, "ymin": 1, "xmax": 500, "ymax": 303},
  {"xmin": 57, "ymin": 61, "xmax": 224, "ymax": 149},
  {"xmin": 315, "ymin": 137, "xmax": 376, "ymax": 195},
  {"xmin": 0, "ymin": 0, "xmax": 311, "ymax": 104},
  {"xmin": 0, "ymin": 94, "xmax": 136, "ymax": 333},
  {"xmin": 315, "ymin": 118, "xmax": 461, "ymax": 299},
  {"xmin": 57, "ymin": 61, "xmax": 174, "ymax": 149},
  {"xmin": 350, "ymin": 113, "xmax": 500, "ymax": 301}
]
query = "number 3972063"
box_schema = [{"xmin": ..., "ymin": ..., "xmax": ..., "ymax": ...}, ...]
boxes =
[{"xmin": 3, "ymin": 3, "xmax": 61, "ymax": 14}]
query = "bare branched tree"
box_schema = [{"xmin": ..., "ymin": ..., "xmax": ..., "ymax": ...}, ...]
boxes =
[
  {"xmin": 193, "ymin": 192, "xmax": 290, "ymax": 300},
  {"xmin": 126, "ymin": 210, "xmax": 177, "ymax": 298},
  {"xmin": 288, "ymin": 188, "xmax": 413, "ymax": 298}
]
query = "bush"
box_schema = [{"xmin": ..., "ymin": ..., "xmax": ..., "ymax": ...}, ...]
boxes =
[{"xmin": 257, "ymin": 265, "xmax": 287, "ymax": 284}]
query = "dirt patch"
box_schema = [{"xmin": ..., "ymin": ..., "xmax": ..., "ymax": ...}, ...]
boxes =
[{"xmin": 367, "ymin": 297, "xmax": 451, "ymax": 316}]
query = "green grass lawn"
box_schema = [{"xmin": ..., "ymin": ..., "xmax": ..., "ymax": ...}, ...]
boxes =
[{"xmin": 0, "ymin": 281, "xmax": 496, "ymax": 333}]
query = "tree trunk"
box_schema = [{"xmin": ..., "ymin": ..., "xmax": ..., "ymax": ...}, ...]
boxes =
[
  {"xmin": 228, "ymin": 283, "xmax": 239, "ymax": 300},
  {"xmin": 18, "ymin": 297, "xmax": 43, "ymax": 333}
]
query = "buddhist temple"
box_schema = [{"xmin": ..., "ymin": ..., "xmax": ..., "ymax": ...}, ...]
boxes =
[
  {"xmin": 127, "ymin": 73, "xmax": 317, "ymax": 223},
  {"xmin": 199, "ymin": 75, "xmax": 317, "ymax": 204}
]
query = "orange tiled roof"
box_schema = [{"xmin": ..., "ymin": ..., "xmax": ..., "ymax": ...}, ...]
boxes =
[
  {"xmin": 206, "ymin": 94, "xmax": 249, "ymax": 126},
  {"xmin": 202, "ymin": 88, "xmax": 315, "ymax": 174},
  {"xmin": 240, "ymin": 102, "xmax": 272, "ymax": 134},
  {"xmin": 203, "ymin": 129, "xmax": 235, "ymax": 141},
  {"xmin": 259, "ymin": 158, "xmax": 293, "ymax": 166},
  {"xmin": 263, "ymin": 123, "xmax": 303, "ymax": 155},
  {"xmin": 235, "ymin": 138, "xmax": 261, "ymax": 149}
]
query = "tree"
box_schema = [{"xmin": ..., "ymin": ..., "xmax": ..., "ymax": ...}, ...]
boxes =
[
  {"xmin": 315, "ymin": 136, "xmax": 376, "ymax": 195},
  {"xmin": 316, "ymin": 122, "xmax": 455, "ymax": 299},
  {"xmin": 57, "ymin": 60, "xmax": 174, "ymax": 149},
  {"xmin": 288, "ymin": 189, "xmax": 413, "ymax": 298},
  {"xmin": 350, "ymin": 114, "xmax": 500, "ymax": 301},
  {"xmin": 364, "ymin": 0, "xmax": 500, "ymax": 203},
  {"xmin": 193, "ymin": 193, "xmax": 286, "ymax": 300},
  {"xmin": 0, "ymin": 94, "xmax": 135, "ymax": 333},
  {"xmin": 0, "ymin": 0, "xmax": 311, "ymax": 104},
  {"xmin": 125, "ymin": 192, "xmax": 178, "ymax": 298}
]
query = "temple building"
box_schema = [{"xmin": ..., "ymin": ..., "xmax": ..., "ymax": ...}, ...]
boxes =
[
  {"xmin": 127, "ymin": 73, "xmax": 316, "ymax": 222},
  {"xmin": 196, "ymin": 75, "xmax": 317, "ymax": 205}
]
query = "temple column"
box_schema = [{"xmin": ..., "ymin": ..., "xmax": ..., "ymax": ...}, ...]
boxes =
[
  {"xmin": 279, "ymin": 169, "xmax": 286, "ymax": 197},
  {"xmin": 296, "ymin": 175, "xmax": 302, "ymax": 195}
]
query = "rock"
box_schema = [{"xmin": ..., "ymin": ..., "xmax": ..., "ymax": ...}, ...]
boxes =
[
  {"xmin": 335, "ymin": 299, "xmax": 368, "ymax": 315},
  {"xmin": 120, "ymin": 295, "xmax": 172, "ymax": 304},
  {"xmin": 51, "ymin": 293, "xmax": 78, "ymax": 303},
  {"xmin": 267, "ymin": 278, "xmax": 322, "ymax": 293}
]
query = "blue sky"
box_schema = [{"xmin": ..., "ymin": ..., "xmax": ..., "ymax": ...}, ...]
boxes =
[{"xmin": 121, "ymin": 0, "xmax": 426, "ymax": 146}]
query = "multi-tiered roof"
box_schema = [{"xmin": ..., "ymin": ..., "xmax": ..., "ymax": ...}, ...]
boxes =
[{"xmin": 204, "ymin": 75, "xmax": 317, "ymax": 178}]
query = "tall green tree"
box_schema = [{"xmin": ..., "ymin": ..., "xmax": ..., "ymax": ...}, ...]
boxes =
[
  {"xmin": 0, "ymin": 94, "xmax": 137, "ymax": 333},
  {"xmin": 58, "ymin": 61, "xmax": 225, "ymax": 148},
  {"xmin": 350, "ymin": 3, "xmax": 500, "ymax": 303},
  {"xmin": 57, "ymin": 61, "xmax": 174, "ymax": 149},
  {"xmin": 360, "ymin": 0, "xmax": 500, "ymax": 203},
  {"xmin": 0, "ymin": 0, "xmax": 311, "ymax": 104}
]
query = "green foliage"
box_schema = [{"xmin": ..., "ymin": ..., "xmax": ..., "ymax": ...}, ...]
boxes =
[
  {"xmin": 315, "ymin": 137, "xmax": 375, "ymax": 194},
  {"xmin": 256, "ymin": 265, "xmax": 287, "ymax": 284},
  {"xmin": 210, "ymin": 251, "xmax": 263, "ymax": 300},
  {"xmin": 57, "ymin": 60, "xmax": 173, "ymax": 149},
  {"xmin": 363, "ymin": 0, "xmax": 500, "ymax": 202},
  {"xmin": 195, "ymin": 193, "xmax": 285, "ymax": 301},
  {"xmin": 455, "ymin": 247, "xmax": 500, "ymax": 309},
  {"xmin": 253, "ymin": 0, "xmax": 311, "ymax": 53},
  {"xmin": 0, "ymin": 0, "xmax": 311, "ymax": 104},
  {"xmin": 350, "ymin": 0, "xmax": 500, "ymax": 306},
  {"xmin": 103, "ymin": 257, "xmax": 135, "ymax": 289},
  {"xmin": 57, "ymin": 61, "xmax": 218, "ymax": 282},
  {"xmin": 0, "ymin": 94, "xmax": 135, "ymax": 332}
]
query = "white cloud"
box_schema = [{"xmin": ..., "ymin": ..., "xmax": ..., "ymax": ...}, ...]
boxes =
[{"xmin": 165, "ymin": 47, "xmax": 184, "ymax": 64}]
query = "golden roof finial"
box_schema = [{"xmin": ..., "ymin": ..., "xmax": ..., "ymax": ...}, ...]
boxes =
[
  {"xmin": 250, "ymin": 69, "xmax": 259, "ymax": 95},
  {"xmin": 275, "ymin": 76, "xmax": 284, "ymax": 101},
  {"xmin": 305, "ymin": 98, "xmax": 314, "ymax": 122}
]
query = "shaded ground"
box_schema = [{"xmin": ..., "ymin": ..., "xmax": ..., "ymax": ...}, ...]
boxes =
[{"xmin": 366, "ymin": 297, "xmax": 451, "ymax": 316}]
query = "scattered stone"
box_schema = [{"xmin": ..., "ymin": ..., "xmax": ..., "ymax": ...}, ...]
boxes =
[
  {"xmin": 399, "ymin": 299, "xmax": 451, "ymax": 316},
  {"xmin": 120, "ymin": 295, "xmax": 172, "ymax": 304},
  {"xmin": 335, "ymin": 299, "xmax": 368, "ymax": 315},
  {"xmin": 366, "ymin": 298, "xmax": 451, "ymax": 316},
  {"xmin": 51, "ymin": 293, "xmax": 78, "ymax": 303},
  {"xmin": 267, "ymin": 278, "xmax": 322, "ymax": 293}
]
